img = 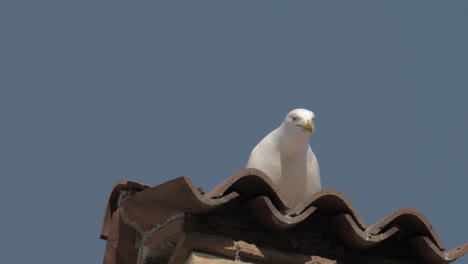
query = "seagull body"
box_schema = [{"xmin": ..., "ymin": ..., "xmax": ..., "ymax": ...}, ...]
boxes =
[{"xmin": 246, "ymin": 109, "xmax": 321, "ymax": 208}]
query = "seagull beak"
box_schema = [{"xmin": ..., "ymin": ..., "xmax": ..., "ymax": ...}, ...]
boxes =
[{"xmin": 297, "ymin": 120, "xmax": 315, "ymax": 134}]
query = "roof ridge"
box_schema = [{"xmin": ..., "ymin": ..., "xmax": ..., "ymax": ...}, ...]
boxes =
[{"xmin": 100, "ymin": 169, "xmax": 468, "ymax": 263}]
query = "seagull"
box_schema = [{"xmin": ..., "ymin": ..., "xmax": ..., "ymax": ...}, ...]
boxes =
[{"xmin": 246, "ymin": 108, "xmax": 321, "ymax": 208}]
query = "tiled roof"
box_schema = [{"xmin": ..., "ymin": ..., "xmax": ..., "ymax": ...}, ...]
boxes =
[{"xmin": 100, "ymin": 169, "xmax": 467, "ymax": 263}]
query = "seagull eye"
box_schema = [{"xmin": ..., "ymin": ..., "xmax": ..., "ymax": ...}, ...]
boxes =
[{"xmin": 291, "ymin": 116, "xmax": 297, "ymax": 121}]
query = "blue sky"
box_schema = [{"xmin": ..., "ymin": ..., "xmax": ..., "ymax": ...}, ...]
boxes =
[{"xmin": 1, "ymin": 1, "xmax": 467, "ymax": 263}]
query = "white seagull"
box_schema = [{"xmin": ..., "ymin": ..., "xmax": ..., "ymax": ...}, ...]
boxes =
[{"xmin": 246, "ymin": 108, "xmax": 321, "ymax": 208}]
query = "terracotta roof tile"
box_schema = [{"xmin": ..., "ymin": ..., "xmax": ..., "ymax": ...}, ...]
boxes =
[{"xmin": 100, "ymin": 169, "xmax": 467, "ymax": 263}]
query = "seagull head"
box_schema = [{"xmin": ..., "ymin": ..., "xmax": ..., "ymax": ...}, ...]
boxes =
[{"xmin": 283, "ymin": 108, "xmax": 316, "ymax": 135}]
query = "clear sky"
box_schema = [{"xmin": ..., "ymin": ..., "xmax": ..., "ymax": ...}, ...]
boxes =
[{"xmin": 1, "ymin": 1, "xmax": 467, "ymax": 263}]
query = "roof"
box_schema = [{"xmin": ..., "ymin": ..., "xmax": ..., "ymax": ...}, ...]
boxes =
[{"xmin": 100, "ymin": 168, "xmax": 467, "ymax": 264}]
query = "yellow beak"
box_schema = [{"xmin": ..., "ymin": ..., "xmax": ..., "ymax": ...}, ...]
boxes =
[{"xmin": 297, "ymin": 120, "xmax": 315, "ymax": 134}]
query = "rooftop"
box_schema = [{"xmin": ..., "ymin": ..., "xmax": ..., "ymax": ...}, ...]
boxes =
[{"xmin": 100, "ymin": 169, "xmax": 467, "ymax": 264}]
